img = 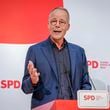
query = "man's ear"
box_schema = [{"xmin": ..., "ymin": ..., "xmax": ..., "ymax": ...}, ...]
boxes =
[
  {"xmin": 67, "ymin": 23, "xmax": 70, "ymax": 30},
  {"xmin": 48, "ymin": 22, "xmax": 50, "ymax": 30}
]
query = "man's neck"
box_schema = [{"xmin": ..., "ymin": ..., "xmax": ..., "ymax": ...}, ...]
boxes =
[{"xmin": 50, "ymin": 37, "xmax": 64, "ymax": 49}]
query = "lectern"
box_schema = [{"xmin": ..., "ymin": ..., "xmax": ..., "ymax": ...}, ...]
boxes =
[{"xmin": 32, "ymin": 100, "xmax": 110, "ymax": 110}]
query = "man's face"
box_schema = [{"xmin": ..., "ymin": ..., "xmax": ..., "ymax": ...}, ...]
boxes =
[{"xmin": 48, "ymin": 9, "xmax": 70, "ymax": 41}]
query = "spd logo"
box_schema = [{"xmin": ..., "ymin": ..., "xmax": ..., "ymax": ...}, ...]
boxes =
[
  {"xmin": 88, "ymin": 60, "xmax": 99, "ymax": 69},
  {"xmin": 0, "ymin": 80, "xmax": 21, "ymax": 89}
]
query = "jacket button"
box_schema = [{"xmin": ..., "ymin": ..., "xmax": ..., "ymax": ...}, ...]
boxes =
[{"xmin": 56, "ymin": 86, "xmax": 58, "ymax": 89}]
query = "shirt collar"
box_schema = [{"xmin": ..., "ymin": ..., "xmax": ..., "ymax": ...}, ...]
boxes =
[{"xmin": 48, "ymin": 36, "xmax": 67, "ymax": 49}]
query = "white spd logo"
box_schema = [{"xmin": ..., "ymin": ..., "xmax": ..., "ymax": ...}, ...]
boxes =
[{"xmin": 77, "ymin": 90, "xmax": 109, "ymax": 109}]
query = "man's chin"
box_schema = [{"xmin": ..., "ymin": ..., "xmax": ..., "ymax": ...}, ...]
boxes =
[
  {"xmin": 52, "ymin": 36, "xmax": 63, "ymax": 41},
  {"xmin": 51, "ymin": 34, "xmax": 63, "ymax": 39}
]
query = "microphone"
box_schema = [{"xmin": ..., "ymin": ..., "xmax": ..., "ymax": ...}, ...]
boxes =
[
  {"xmin": 88, "ymin": 67, "xmax": 96, "ymax": 90},
  {"xmin": 89, "ymin": 75, "xmax": 96, "ymax": 90},
  {"xmin": 65, "ymin": 71, "xmax": 75, "ymax": 99}
]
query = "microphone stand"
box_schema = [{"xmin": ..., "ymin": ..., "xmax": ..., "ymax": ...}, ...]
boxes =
[
  {"xmin": 65, "ymin": 71, "xmax": 74, "ymax": 99},
  {"xmin": 88, "ymin": 67, "xmax": 96, "ymax": 90},
  {"xmin": 89, "ymin": 76, "xmax": 96, "ymax": 90}
]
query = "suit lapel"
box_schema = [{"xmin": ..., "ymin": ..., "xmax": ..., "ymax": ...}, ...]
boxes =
[
  {"xmin": 40, "ymin": 40, "xmax": 77, "ymax": 82},
  {"xmin": 41, "ymin": 40, "xmax": 58, "ymax": 80},
  {"xmin": 68, "ymin": 44, "xmax": 76, "ymax": 84}
]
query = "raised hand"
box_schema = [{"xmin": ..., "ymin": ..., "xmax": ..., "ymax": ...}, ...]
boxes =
[{"xmin": 27, "ymin": 60, "xmax": 40, "ymax": 85}]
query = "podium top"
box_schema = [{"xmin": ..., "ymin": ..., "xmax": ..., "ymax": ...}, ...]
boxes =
[{"xmin": 32, "ymin": 100, "xmax": 110, "ymax": 110}]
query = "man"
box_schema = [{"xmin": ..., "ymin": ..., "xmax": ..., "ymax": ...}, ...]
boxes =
[{"xmin": 21, "ymin": 7, "xmax": 91, "ymax": 109}]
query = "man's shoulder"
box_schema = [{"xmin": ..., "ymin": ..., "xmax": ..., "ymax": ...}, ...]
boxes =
[
  {"xmin": 29, "ymin": 38, "xmax": 49, "ymax": 48},
  {"xmin": 68, "ymin": 42, "xmax": 84, "ymax": 51}
]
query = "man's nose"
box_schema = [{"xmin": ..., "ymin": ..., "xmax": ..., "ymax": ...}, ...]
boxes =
[{"xmin": 55, "ymin": 21, "xmax": 60, "ymax": 27}]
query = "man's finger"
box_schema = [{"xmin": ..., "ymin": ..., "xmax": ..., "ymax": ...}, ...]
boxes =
[
  {"xmin": 33, "ymin": 72, "xmax": 40, "ymax": 78},
  {"xmin": 28, "ymin": 60, "xmax": 34, "ymax": 69},
  {"xmin": 27, "ymin": 60, "xmax": 35, "ymax": 75},
  {"xmin": 37, "ymin": 72, "xmax": 40, "ymax": 76},
  {"xmin": 32, "ymin": 68, "xmax": 37, "ymax": 76},
  {"xmin": 32, "ymin": 69, "xmax": 40, "ymax": 77}
]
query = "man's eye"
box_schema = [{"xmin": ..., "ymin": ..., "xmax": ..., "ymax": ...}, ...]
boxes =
[
  {"xmin": 60, "ymin": 21, "xmax": 66, "ymax": 24},
  {"xmin": 51, "ymin": 21, "xmax": 57, "ymax": 25},
  {"xmin": 50, "ymin": 20, "xmax": 66, "ymax": 26}
]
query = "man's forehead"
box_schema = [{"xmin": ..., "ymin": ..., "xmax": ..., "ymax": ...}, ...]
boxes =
[
  {"xmin": 49, "ymin": 9, "xmax": 68, "ymax": 19},
  {"xmin": 50, "ymin": 9, "xmax": 67, "ymax": 15},
  {"xmin": 48, "ymin": 8, "xmax": 70, "ymax": 22}
]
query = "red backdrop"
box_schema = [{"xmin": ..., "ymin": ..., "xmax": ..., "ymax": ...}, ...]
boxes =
[{"xmin": 0, "ymin": 0, "xmax": 63, "ymax": 44}]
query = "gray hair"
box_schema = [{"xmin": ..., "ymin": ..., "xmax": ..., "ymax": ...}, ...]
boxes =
[{"xmin": 49, "ymin": 7, "xmax": 70, "ymax": 22}]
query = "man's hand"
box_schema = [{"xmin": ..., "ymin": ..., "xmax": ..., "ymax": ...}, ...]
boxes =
[{"xmin": 27, "ymin": 60, "xmax": 40, "ymax": 85}]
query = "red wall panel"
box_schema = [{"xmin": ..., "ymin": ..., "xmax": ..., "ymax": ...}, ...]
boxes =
[{"xmin": 0, "ymin": 0, "xmax": 63, "ymax": 44}]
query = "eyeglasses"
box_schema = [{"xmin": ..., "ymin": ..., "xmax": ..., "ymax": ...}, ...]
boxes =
[{"xmin": 50, "ymin": 19, "xmax": 67, "ymax": 26}]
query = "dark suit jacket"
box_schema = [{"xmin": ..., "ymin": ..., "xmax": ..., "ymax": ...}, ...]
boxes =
[{"xmin": 21, "ymin": 38, "xmax": 91, "ymax": 109}]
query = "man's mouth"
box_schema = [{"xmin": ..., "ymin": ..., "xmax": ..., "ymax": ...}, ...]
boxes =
[{"xmin": 53, "ymin": 30, "xmax": 62, "ymax": 34}]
